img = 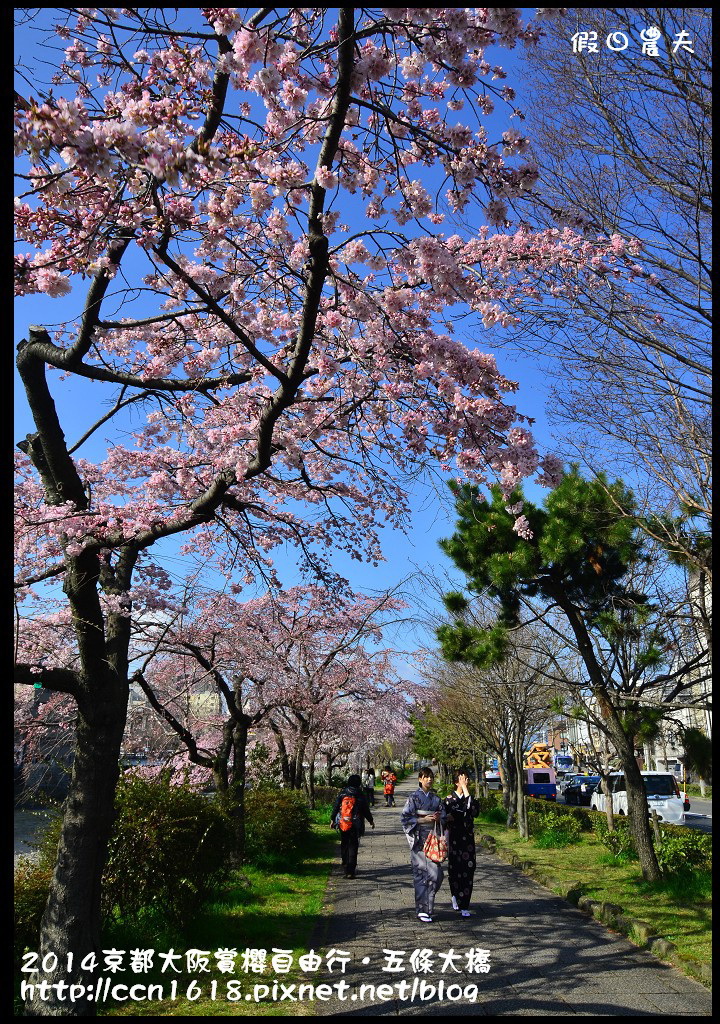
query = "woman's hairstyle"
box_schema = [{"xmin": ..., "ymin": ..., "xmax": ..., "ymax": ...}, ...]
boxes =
[
  {"xmin": 453, "ymin": 767, "xmax": 471, "ymax": 785},
  {"xmin": 418, "ymin": 767, "xmax": 435, "ymax": 781}
]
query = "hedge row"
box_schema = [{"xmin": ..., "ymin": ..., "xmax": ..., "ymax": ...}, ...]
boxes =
[
  {"xmin": 15, "ymin": 775, "xmax": 316, "ymax": 965},
  {"xmin": 493, "ymin": 793, "xmax": 712, "ymax": 871}
]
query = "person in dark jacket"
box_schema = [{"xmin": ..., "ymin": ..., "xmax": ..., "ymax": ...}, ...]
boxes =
[{"xmin": 330, "ymin": 773, "xmax": 375, "ymax": 878}]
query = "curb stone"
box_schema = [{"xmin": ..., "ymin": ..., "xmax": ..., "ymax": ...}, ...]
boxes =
[{"xmin": 478, "ymin": 835, "xmax": 711, "ymax": 988}]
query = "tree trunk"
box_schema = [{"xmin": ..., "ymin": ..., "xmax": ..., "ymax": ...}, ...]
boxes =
[
  {"xmin": 213, "ymin": 761, "xmax": 229, "ymax": 801},
  {"xmin": 472, "ymin": 749, "xmax": 481, "ymax": 798},
  {"xmin": 601, "ymin": 776, "xmax": 615, "ymax": 832},
  {"xmin": 269, "ymin": 719, "xmax": 291, "ymax": 787},
  {"xmin": 504, "ymin": 757, "xmax": 517, "ymax": 827},
  {"xmin": 294, "ymin": 729, "xmax": 309, "ymax": 791},
  {"xmin": 514, "ymin": 737, "xmax": 529, "ymax": 839},
  {"xmin": 619, "ymin": 742, "xmax": 662, "ymax": 881},
  {"xmin": 650, "ymin": 808, "xmax": 662, "ymax": 848},
  {"xmin": 554, "ymin": 594, "xmax": 662, "ymax": 881},
  {"xmin": 26, "ymin": 692, "xmax": 127, "ymax": 1016},
  {"xmin": 229, "ymin": 713, "xmax": 249, "ymax": 861},
  {"xmin": 307, "ymin": 760, "xmax": 316, "ymax": 809}
]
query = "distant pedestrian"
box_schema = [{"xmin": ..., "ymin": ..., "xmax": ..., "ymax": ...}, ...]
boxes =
[
  {"xmin": 381, "ymin": 765, "xmax": 397, "ymax": 807},
  {"xmin": 444, "ymin": 768, "xmax": 480, "ymax": 918},
  {"xmin": 362, "ymin": 767, "xmax": 376, "ymax": 806},
  {"xmin": 330, "ymin": 773, "xmax": 375, "ymax": 879},
  {"xmin": 400, "ymin": 767, "xmax": 446, "ymax": 923}
]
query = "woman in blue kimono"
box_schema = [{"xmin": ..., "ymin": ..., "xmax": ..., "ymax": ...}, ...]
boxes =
[
  {"xmin": 400, "ymin": 767, "xmax": 446, "ymax": 923},
  {"xmin": 443, "ymin": 768, "xmax": 480, "ymax": 917}
]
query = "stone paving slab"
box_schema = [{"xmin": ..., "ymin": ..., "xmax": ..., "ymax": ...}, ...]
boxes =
[{"xmin": 312, "ymin": 777, "xmax": 711, "ymax": 1016}]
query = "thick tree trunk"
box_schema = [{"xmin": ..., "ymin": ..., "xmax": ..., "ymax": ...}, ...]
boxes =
[
  {"xmin": 213, "ymin": 760, "xmax": 229, "ymax": 798},
  {"xmin": 26, "ymin": 693, "xmax": 127, "ymax": 1016},
  {"xmin": 293, "ymin": 727, "xmax": 310, "ymax": 791},
  {"xmin": 620, "ymin": 745, "xmax": 662, "ymax": 881}
]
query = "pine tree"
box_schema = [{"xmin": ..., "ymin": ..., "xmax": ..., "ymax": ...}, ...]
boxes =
[{"xmin": 437, "ymin": 469, "xmax": 674, "ymax": 881}]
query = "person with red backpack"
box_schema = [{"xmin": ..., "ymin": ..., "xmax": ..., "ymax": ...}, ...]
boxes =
[
  {"xmin": 381, "ymin": 765, "xmax": 397, "ymax": 807},
  {"xmin": 330, "ymin": 773, "xmax": 375, "ymax": 879}
]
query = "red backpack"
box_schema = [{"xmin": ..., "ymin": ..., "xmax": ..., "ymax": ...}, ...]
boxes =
[{"xmin": 338, "ymin": 794, "xmax": 357, "ymax": 831}]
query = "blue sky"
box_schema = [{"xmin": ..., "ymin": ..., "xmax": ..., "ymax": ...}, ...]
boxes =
[{"xmin": 14, "ymin": 9, "xmax": 560, "ymax": 670}]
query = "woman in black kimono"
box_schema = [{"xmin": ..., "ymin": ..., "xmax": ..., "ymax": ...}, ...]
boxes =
[{"xmin": 443, "ymin": 768, "xmax": 480, "ymax": 918}]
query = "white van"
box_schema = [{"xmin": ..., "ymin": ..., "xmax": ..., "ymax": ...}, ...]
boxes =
[{"xmin": 590, "ymin": 771, "xmax": 686, "ymax": 824}]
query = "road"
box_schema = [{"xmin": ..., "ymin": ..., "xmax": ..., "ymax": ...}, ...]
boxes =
[{"xmin": 681, "ymin": 796, "xmax": 712, "ymax": 834}]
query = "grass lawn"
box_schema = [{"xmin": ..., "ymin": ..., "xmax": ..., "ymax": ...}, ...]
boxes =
[
  {"xmin": 474, "ymin": 811, "xmax": 711, "ymax": 976},
  {"xmin": 101, "ymin": 808, "xmax": 337, "ymax": 1016}
]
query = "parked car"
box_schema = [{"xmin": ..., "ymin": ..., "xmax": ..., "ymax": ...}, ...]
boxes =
[
  {"xmin": 563, "ymin": 775, "xmax": 600, "ymax": 806},
  {"xmin": 589, "ymin": 771, "xmax": 687, "ymax": 824},
  {"xmin": 557, "ymin": 773, "xmax": 581, "ymax": 796}
]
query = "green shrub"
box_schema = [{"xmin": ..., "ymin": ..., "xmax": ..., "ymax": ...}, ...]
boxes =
[
  {"xmin": 475, "ymin": 793, "xmax": 503, "ymax": 814},
  {"xmin": 14, "ymin": 857, "xmax": 53, "ymax": 964},
  {"xmin": 526, "ymin": 797, "xmax": 594, "ymax": 831},
  {"xmin": 683, "ymin": 783, "xmax": 711, "ymax": 799},
  {"xmin": 312, "ymin": 786, "xmax": 339, "ymax": 808},
  {"xmin": 244, "ymin": 789, "xmax": 311, "ymax": 866},
  {"xmin": 102, "ymin": 772, "xmax": 234, "ymax": 925},
  {"xmin": 592, "ymin": 815, "xmax": 637, "ymax": 858},
  {"xmin": 526, "ymin": 808, "xmax": 545, "ymax": 835},
  {"xmin": 478, "ymin": 805, "xmax": 507, "ymax": 825},
  {"xmin": 654, "ymin": 830, "xmax": 712, "ymax": 874},
  {"xmin": 527, "ymin": 807, "xmax": 582, "ymax": 847}
]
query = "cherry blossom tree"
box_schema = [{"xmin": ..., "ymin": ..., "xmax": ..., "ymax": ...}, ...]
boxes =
[
  {"xmin": 131, "ymin": 584, "xmax": 405, "ymax": 839},
  {"xmin": 14, "ymin": 8, "xmax": 646, "ymax": 1014},
  {"xmin": 232, "ymin": 586, "xmax": 407, "ymax": 803}
]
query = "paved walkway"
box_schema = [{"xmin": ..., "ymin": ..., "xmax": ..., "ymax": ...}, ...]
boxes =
[{"xmin": 313, "ymin": 777, "xmax": 711, "ymax": 1016}]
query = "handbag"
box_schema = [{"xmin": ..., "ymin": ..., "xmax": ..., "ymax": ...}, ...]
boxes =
[{"xmin": 423, "ymin": 820, "xmax": 448, "ymax": 863}]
